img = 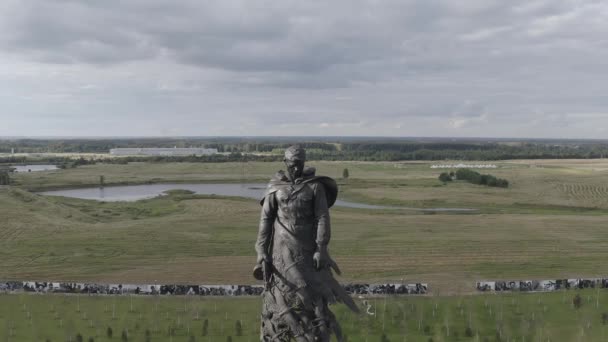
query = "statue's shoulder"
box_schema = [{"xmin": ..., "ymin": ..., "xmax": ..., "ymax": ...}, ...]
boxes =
[
  {"xmin": 259, "ymin": 171, "xmax": 290, "ymax": 205},
  {"xmin": 301, "ymin": 174, "xmax": 338, "ymax": 208}
]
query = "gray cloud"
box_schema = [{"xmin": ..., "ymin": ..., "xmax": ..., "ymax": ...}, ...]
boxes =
[{"xmin": 0, "ymin": 0, "xmax": 607, "ymax": 137}]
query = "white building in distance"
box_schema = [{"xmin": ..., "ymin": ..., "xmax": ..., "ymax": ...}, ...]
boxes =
[{"xmin": 110, "ymin": 147, "xmax": 218, "ymax": 156}]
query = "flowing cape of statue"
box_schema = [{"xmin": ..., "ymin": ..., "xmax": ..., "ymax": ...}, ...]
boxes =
[{"xmin": 257, "ymin": 167, "xmax": 359, "ymax": 342}]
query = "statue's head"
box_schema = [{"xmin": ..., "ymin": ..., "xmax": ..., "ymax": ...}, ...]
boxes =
[{"xmin": 284, "ymin": 145, "xmax": 306, "ymax": 180}]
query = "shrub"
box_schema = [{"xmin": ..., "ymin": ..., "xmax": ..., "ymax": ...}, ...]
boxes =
[
  {"xmin": 438, "ymin": 172, "xmax": 452, "ymax": 182},
  {"xmin": 106, "ymin": 327, "xmax": 113, "ymax": 339}
]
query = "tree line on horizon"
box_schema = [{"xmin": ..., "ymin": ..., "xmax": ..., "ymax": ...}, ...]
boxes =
[{"xmin": 2, "ymin": 139, "xmax": 608, "ymax": 162}]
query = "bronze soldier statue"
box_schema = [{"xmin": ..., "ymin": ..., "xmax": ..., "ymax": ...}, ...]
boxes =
[{"xmin": 254, "ymin": 145, "xmax": 358, "ymax": 342}]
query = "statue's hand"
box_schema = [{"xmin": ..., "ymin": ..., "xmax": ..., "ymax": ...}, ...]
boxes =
[
  {"xmin": 313, "ymin": 250, "xmax": 329, "ymax": 270},
  {"xmin": 256, "ymin": 253, "xmax": 270, "ymax": 265}
]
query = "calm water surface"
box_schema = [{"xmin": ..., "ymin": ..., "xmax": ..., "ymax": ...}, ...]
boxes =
[
  {"xmin": 12, "ymin": 165, "xmax": 58, "ymax": 172},
  {"xmin": 40, "ymin": 183, "xmax": 476, "ymax": 211}
]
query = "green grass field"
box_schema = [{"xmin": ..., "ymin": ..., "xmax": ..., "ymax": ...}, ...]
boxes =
[
  {"xmin": 3, "ymin": 159, "xmax": 608, "ymax": 340},
  {"xmin": 2, "ymin": 160, "xmax": 608, "ymax": 292},
  {"xmin": 2, "ymin": 290, "xmax": 608, "ymax": 341}
]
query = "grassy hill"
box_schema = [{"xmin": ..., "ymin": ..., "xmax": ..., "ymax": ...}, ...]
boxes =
[{"xmin": 2, "ymin": 159, "xmax": 608, "ymax": 292}]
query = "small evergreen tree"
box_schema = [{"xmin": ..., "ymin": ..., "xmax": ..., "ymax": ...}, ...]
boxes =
[
  {"xmin": 106, "ymin": 327, "xmax": 113, "ymax": 339},
  {"xmin": 235, "ymin": 320, "xmax": 243, "ymax": 336},
  {"xmin": 342, "ymin": 168, "xmax": 349, "ymax": 179},
  {"xmin": 202, "ymin": 319, "xmax": 208, "ymax": 336},
  {"xmin": 423, "ymin": 325, "xmax": 432, "ymax": 335},
  {"xmin": 573, "ymin": 294, "xmax": 582, "ymax": 309},
  {"xmin": 76, "ymin": 334, "xmax": 83, "ymax": 342},
  {"xmin": 0, "ymin": 171, "xmax": 9, "ymax": 185},
  {"xmin": 121, "ymin": 329, "xmax": 128, "ymax": 342}
]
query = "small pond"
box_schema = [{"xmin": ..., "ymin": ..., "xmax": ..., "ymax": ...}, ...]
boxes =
[
  {"xmin": 12, "ymin": 165, "xmax": 58, "ymax": 173},
  {"xmin": 39, "ymin": 183, "xmax": 476, "ymax": 212}
]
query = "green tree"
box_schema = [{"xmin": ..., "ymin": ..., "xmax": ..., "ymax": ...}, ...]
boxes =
[
  {"xmin": 342, "ymin": 168, "xmax": 349, "ymax": 179},
  {"xmin": 438, "ymin": 172, "xmax": 452, "ymax": 182},
  {"xmin": 106, "ymin": 327, "xmax": 113, "ymax": 339}
]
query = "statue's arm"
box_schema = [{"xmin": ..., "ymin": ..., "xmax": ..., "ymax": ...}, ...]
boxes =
[
  {"xmin": 255, "ymin": 192, "xmax": 276, "ymax": 264},
  {"xmin": 313, "ymin": 183, "xmax": 331, "ymax": 269}
]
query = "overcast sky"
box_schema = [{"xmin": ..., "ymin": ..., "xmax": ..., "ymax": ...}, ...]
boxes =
[{"xmin": 1, "ymin": 0, "xmax": 607, "ymax": 138}]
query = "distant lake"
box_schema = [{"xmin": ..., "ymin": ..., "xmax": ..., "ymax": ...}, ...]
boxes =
[
  {"xmin": 12, "ymin": 165, "xmax": 58, "ymax": 173},
  {"xmin": 40, "ymin": 183, "xmax": 476, "ymax": 212}
]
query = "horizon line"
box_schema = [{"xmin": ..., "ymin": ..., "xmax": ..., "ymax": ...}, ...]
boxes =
[{"xmin": 1, "ymin": 135, "xmax": 608, "ymax": 142}]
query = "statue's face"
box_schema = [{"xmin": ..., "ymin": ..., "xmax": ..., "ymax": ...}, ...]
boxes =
[{"xmin": 285, "ymin": 158, "xmax": 305, "ymax": 180}]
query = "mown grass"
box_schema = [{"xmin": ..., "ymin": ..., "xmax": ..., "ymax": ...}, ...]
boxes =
[{"xmin": 2, "ymin": 290, "xmax": 608, "ymax": 341}]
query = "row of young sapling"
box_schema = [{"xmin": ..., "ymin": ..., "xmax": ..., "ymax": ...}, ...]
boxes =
[{"xmin": 3, "ymin": 290, "xmax": 608, "ymax": 341}]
